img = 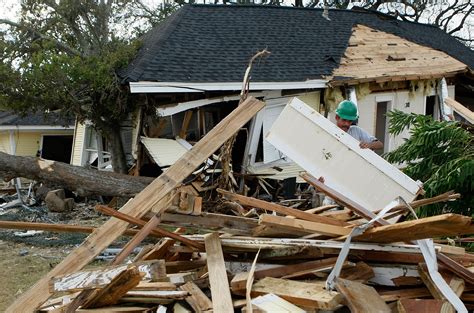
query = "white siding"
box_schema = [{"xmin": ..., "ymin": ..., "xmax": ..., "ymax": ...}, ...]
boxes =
[{"xmin": 71, "ymin": 121, "xmax": 86, "ymax": 166}]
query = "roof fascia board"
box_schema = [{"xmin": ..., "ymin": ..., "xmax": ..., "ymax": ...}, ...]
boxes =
[
  {"xmin": 156, "ymin": 92, "xmax": 268, "ymax": 116},
  {"xmin": 0, "ymin": 126, "xmax": 74, "ymax": 131},
  {"xmin": 130, "ymin": 80, "xmax": 328, "ymax": 93}
]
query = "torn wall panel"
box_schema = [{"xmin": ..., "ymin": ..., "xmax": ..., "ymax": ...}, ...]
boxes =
[{"xmin": 266, "ymin": 97, "xmax": 421, "ymax": 214}]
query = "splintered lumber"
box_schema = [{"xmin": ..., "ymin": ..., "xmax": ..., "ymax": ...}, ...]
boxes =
[
  {"xmin": 437, "ymin": 253, "xmax": 474, "ymax": 285},
  {"xmin": 49, "ymin": 260, "xmax": 165, "ymax": 293},
  {"xmin": 418, "ymin": 263, "xmax": 465, "ymax": 301},
  {"xmin": 218, "ymin": 188, "xmax": 349, "ymax": 227},
  {"xmin": 251, "ymin": 294, "xmax": 306, "ymax": 313},
  {"xmin": 124, "ymin": 290, "xmax": 188, "ymax": 299},
  {"xmin": 444, "ymin": 97, "xmax": 474, "ymax": 124},
  {"xmin": 335, "ymin": 278, "xmax": 391, "ymax": 313},
  {"xmin": 204, "ymin": 233, "xmax": 233, "ymax": 313},
  {"xmin": 76, "ymin": 307, "xmax": 154, "ymax": 313},
  {"xmin": 397, "ymin": 299, "xmax": 453, "ymax": 313},
  {"xmin": 379, "ymin": 287, "xmax": 432, "ymax": 302},
  {"xmin": 161, "ymin": 212, "xmax": 259, "ymax": 235},
  {"xmin": 81, "ymin": 266, "xmax": 144, "ymax": 309},
  {"xmin": 179, "ymin": 282, "xmax": 213, "ymax": 312},
  {"xmin": 140, "ymin": 228, "xmax": 186, "ymax": 261},
  {"xmin": 340, "ymin": 261, "xmax": 374, "ymax": 283},
  {"xmin": 96, "ymin": 205, "xmax": 202, "ymax": 250},
  {"xmin": 133, "ymin": 282, "xmax": 176, "ymax": 291},
  {"xmin": 231, "ymin": 257, "xmax": 339, "ymax": 295},
  {"xmin": 250, "ymin": 277, "xmax": 342, "ymax": 309},
  {"xmin": 259, "ymin": 214, "xmax": 351, "ymax": 237},
  {"xmin": 8, "ymin": 96, "xmax": 265, "ymax": 313},
  {"xmin": 354, "ymin": 214, "xmax": 472, "ymax": 243},
  {"xmin": 302, "ymin": 173, "xmax": 381, "ymax": 223}
]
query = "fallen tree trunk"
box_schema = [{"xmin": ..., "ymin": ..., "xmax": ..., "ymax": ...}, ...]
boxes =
[{"xmin": 0, "ymin": 152, "xmax": 153, "ymax": 197}]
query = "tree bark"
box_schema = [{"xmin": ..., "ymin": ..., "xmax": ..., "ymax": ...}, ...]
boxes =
[
  {"xmin": 0, "ymin": 152, "xmax": 153, "ymax": 197},
  {"xmin": 103, "ymin": 123, "xmax": 129, "ymax": 174}
]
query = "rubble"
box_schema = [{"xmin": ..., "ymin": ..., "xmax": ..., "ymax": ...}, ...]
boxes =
[{"xmin": 2, "ymin": 96, "xmax": 473, "ymax": 312}]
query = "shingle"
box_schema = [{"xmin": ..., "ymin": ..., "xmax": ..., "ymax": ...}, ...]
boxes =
[
  {"xmin": 0, "ymin": 111, "xmax": 74, "ymax": 127},
  {"xmin": 120, "ymin": 5, "xmax": 474, "ymax": 83}
]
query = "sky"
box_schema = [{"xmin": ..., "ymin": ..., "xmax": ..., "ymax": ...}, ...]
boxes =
[{"xmin": 0, "ymin": 0, "xmax": 472, "ymax": 46}]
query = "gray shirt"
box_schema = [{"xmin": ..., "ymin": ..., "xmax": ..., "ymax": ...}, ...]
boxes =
[{"xmin": 347, "ymin": 125, "xmax": 377, "ymax": 143}]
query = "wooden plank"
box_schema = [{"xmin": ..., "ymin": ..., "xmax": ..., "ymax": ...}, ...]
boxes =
[
  {"xmin": 82, "ymin": 266, "xmax": 143, "ymax": 309},
  {"xmin": 335, "ymin": 278, "xmax": 390, "ymax": 313},
  {"xmin": 397, "ymin": 299, "xmax": 452, "ymax": 313},
  {"xmin": 302, "ymin": 173, "xmax": 381, "ymax": 223},
  {"xmin": 231, "ymin": 257, "xmax": 339, "ymax": 295},
  {"xmin": 259, "ymin": 214, "xmax": 351, "ymax": 237},
  {"xmin": 251, "ymin": 277, "xmax": 342, "ymax": 309},
  {"xmin": 124, "ymin": 290, "xmax": 188, "ymax": 299},
  {"xmin": 353, "ymin": 214, "xmax": 472, "ymax": 243},
  {"xmin": 251, "ymin": 294, "xmax": 306, "ymax": 313},
  {"xmin": 180, "ymin": 282, "xmax": 213, "ymax": 312},
  {"xmin": 96, "ymin": 205, "xmax": 202, "ymax": 250},
  {"xmin": 161, "ymin": 212, "xmax": 259, "ymax": 235},
  {"xmin": 49, "ymin": 260, "xmax": 165, "ymax": 293},
  {"xmin": 340, "ymin": 261, "xmax": 374, "ymax": 283},
  {"xmin": 218, "ymin": 189, "xmax": 350, "ymax": 227},
  {"xmin": 179, "ymin": 110, "xmax": 193, "ymax": 139},
  {"xmin": 7, "ymin": 96, "xmax": 264, "ymax": 313},
  {"xmin": 133, "ymin": 281, "xmax": 176, "ymax": 291},
  {"xmin": 76, "ymin": 307, "xmax": 154, "ymax": 313},
  {"xmin": 444, "ymin": 97, "xmax": 474, "ymax": 124},
  {"xmin": 139, "ymin": 228, "xmax": 185, "ymax": 261},
  {"xmin": 204, "ymin": 232, "xmax": 233, "ymax": 313},
  {"xmin": 380, "ymin": 287, "xmax": 431, "ymax": 302}
]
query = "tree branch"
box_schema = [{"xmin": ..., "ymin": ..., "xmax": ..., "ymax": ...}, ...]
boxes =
[{"xmin": 0, "ymin": 18, "xmax": 84, "ymax": 57}]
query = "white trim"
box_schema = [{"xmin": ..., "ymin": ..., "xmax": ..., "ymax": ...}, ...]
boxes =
[
  {"xmin": 9, "ymin": 130, "xmax": 16, "ymax": 155},
  {"xmin": 0, "ymin": 125, "xmax": 73, "ymax": 131},
  {"xmin": 130, "ymin": 80, "xmax": 328, "ymax": 93},
  {"xmin": 156, "ymin": 92, "xmax": 267, "ymax": 117}
]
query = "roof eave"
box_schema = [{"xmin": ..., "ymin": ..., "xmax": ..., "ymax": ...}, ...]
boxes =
[{"xmin": 129, "ymin": 80, "xmax": 328, "ymax": 93}]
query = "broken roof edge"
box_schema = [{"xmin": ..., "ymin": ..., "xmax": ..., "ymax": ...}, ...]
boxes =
[
  {"xmin": 129, "ymin": 80, "xmax": 328, "ymax": 94},
  {"xmin": 328, "ymin": 69, "xmax": 468, "ymax": 87}
]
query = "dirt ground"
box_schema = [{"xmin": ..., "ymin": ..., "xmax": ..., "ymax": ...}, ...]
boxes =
[
  {"xmin": 0, "ymin": 241, "xmax": 69, "ymax": 311},
  {"xmin": 0, "ymin": 194, "xmax": 116, "ymax": 311}
]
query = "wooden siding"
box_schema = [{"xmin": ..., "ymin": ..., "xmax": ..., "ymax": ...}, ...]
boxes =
[
  {"xmin": 0, "ymin": 132, "xmax": 11, "ymax": 154},
  {"xmin": 71, "ymin": 122, "xmax": 86, "ymax": 166}
]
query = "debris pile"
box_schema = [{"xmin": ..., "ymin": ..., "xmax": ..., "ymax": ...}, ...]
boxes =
[{"xmin": 4, "ymin": 97, "xmax": 473, "ymax": 313}]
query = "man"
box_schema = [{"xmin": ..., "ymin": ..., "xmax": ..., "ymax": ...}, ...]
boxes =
[
  {"xmin": 335, "ymin": 100, "xmax": 383, "ymax": 150},
  {"xmin": 318, "ymin": 100, "xmax": 383, "ymax": 187}
]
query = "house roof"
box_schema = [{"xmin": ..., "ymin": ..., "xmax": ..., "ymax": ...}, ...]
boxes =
[
  {"xmin": 0, "ymin": 111, "xmax": 74, "ymax": 129},
  {"xmin": 121, "ymin": 5, "xmax": 474, "ymax": 85}
]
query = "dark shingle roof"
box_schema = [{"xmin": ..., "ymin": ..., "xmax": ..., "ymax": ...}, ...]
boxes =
[
  {"xmin": 0, "ymin": 111, "xmax": 74, "ymax": 127},
  {"xmin": 121, "ymin": 5, "xmax": 474, "ymax": 83}
]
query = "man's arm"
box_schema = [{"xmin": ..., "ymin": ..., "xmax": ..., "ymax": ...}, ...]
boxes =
[{"xmin": 359, "ymin": 140, "xmax": 383, "ymax": 150}]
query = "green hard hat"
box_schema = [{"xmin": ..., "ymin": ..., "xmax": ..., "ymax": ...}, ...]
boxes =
[{"xmin": 335, "ymin": 100, "xmax": 359, "ymax": 121}]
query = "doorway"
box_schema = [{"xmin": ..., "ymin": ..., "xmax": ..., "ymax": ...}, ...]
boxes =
[{"xmin": 41, "ymin": 135, "xmax": 73, "ymax": 163}]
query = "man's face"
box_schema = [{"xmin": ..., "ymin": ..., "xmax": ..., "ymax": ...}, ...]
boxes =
[{"xmin": 336, "ymin": 115, "xmax": 352, "ymax": 132}]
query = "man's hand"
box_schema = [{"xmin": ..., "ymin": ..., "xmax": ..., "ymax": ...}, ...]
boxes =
[
  {"xmin": 359, "ymin": 140, "xmax": 383, "ymax": 150},
  {"xmin": 318, "ymin": 176, "xmax": 325, "ymax": 183}
]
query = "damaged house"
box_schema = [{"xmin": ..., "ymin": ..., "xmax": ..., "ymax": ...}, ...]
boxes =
[{"xmin": 73, "ymin": 4, "xmax": 474, "ymax": 179}]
